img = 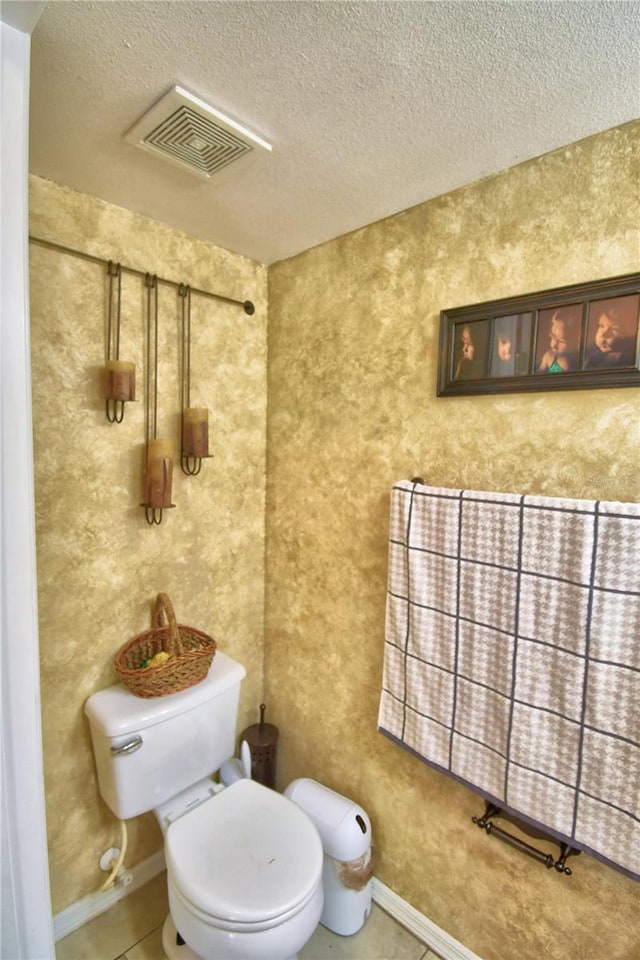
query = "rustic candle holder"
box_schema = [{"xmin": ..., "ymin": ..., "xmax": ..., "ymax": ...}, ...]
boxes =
[
  {"xmin": 141, "ymin": 274, "xmax": 174, "ymax": 525},
  {"xmin": 104, "ymin": 261, "xmax": 136, "ymax": 423},
  {"xmin": 182, "ymin": 406, "xmax": 210, "ymax": 475},
  {"xmin": 144, "ymin": 439, "xmax": 176, "ymax": 523},
  {"xmin": 179, "ymin": 284, "xmax": 213, "ymax": 476}
]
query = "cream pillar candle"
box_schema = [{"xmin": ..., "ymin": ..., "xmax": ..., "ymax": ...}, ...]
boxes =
[
  {"xmin": 183, "ymin": 407, "xmax": 209, "ymax": 458},
  {"xmin": 105, "ymin": 360, "xmax": 135, "ymax": 401},
  {"xmin": 146, "ymin": 439, "xmax": 175, "ymax": 508}
]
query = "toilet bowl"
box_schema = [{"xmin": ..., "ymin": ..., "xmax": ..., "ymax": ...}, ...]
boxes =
[
  {"xmin": 84, "ymin": 653, "xmax": 324, "ymax": 960},
  {"xmin": 161, "ymin": 778, "xmax": 324, "ymax": 960}
]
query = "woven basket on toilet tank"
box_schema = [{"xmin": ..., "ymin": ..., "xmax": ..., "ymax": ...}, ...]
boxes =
[{"xmin": 114, "ymin": 593, "xmax": 216, "ymax": 698}]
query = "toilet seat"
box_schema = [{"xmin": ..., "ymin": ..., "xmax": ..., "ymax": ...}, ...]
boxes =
[
  {"xmin": 165, "ymin": 779, "xmax": 323, "ymax": 930},
  {"xmin": 168, "ymin": 873, "xmax": 321, "ymax": 934}
]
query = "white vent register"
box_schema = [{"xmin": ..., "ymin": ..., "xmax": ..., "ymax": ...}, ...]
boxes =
[{"xmin": 125, "ymin": 85, "xmax": 271, "ymax": 179}]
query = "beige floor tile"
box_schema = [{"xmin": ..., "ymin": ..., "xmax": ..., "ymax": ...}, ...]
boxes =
[
  {"xmin": 299, "ymin": 904, "xmax": 427, "ymax": 960},
  {"xmin": 122, "ymin": 923, "xmax": 165, "ymax": 959},
  {"xmin": 57, "ymin": 874, "xmax": 436, "ymax": 960},
  {"xmin": 122, "ymin": 914, "xmax": 432, "ymax": 960},
  {"xmin": 56, "ymin": 872, "xmax": 169, "ymax": 960}
]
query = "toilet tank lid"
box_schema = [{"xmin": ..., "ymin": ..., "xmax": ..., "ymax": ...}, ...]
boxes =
[{"xmin": 84, "ymin": 652, "xmax": 246, "ymax": 737}]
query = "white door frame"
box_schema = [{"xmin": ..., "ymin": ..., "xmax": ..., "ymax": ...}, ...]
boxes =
[{"xmin": 1, "ymin": 6, "xmax": 55, "ymax": 958}]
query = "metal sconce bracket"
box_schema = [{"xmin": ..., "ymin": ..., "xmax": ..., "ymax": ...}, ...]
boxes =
[
  {"xmin": 143, "ymin": 504, "xmax": 176, "ymax": 525},
  {"xmin": 105, "ymin": 260, "xmax": 136, "ymax": 422},
  {"xmin": 141, "ymin": 274, "xmax": 175, "ymax": 525},
  {"xmin": 106, "ymin": 399, "xmax": 125, "ymax": 424},
  {"xmin": 182, "ymin": 455, "xmax": 203, "ymax": 477},
  {"xmin": 179, "ymin": 283, "xmax": 212, "ymax": 476}
]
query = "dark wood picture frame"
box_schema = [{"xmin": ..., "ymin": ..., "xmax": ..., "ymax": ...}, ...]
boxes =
[{"xmin": 437, "ymin": 272, "xmax": 640, "ymax": 396}]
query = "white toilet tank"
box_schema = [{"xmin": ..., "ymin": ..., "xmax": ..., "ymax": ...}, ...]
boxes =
[{"xmin": 84, "ymin": 652, "xmax": 246, "ymax": 819}]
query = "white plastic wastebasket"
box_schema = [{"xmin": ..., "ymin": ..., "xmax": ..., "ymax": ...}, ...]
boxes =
[{"xmin": 285, "ymin": 777, "xmax": 373, "ymax": 936}]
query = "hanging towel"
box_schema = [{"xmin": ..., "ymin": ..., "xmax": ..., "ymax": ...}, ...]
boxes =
[{"xmin": 378, "ymin": 479, "xmax": 640, "ymax": 879}]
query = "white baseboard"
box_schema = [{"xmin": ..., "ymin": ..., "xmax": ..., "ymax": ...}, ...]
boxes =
[
  {"xmin": 371, "ymin": 877, "xmax": 483, "ymax": 960},
  {"xmin": 53, "ymin": 849, "xmax": 166, "ymax": 942}
]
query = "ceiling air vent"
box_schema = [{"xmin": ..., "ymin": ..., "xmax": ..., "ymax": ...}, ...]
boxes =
[{"xmin": 124, "ymin": 86, "xmax": 271, "ymax": 180}]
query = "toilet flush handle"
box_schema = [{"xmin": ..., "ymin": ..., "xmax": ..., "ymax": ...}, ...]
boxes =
[{"xmin": 111, "ymin": 736, "xmax": 143, "ymax": 757}]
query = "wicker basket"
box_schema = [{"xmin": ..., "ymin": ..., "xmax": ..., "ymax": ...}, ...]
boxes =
[{"xmin": 114, "ymin": 593, "xmax": 216, "ymax": 698}]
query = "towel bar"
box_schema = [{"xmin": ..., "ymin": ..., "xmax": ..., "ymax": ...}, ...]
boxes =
[{"xmin": 472, "ymin": 801, "xmax": 580, "ymax": 875}]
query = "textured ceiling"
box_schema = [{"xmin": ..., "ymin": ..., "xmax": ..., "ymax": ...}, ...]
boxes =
[{"xmin": 29, "ymin": 0, "xmax": 640, "ymax": 265}]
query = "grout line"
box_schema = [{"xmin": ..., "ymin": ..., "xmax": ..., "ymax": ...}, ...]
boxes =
[{"xmin": 120, "ymin": 920, "xmax": 164, "ymax": 958}]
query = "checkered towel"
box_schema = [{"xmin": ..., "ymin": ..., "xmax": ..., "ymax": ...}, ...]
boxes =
[{"xmin": 378, "ymin": 480, "xmax": 640, "ymax": 879}]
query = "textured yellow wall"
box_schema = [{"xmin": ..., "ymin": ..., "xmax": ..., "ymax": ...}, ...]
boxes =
[
  {"xmin": 266, "ymin": 122, "xmax": 640, "ymax": 960},
  {"xmin": 29, "ymin": 176, "xmax": 268, "ymax": 914}
]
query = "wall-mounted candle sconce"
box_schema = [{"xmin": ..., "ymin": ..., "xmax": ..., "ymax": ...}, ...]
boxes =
[
  {"xmin": 104, "ymin": 260, "xmax": 136, "ymax": 422},
  {"xmin": 145, "ymin": 437, "xmax": 175, "ymax": 523},
  {"xmin": 142, "ymin": 273, "xmax": 175, "ymax": 525},
  {"xmin": 29, "ymin": 235, "xmax": 256, "ymax": 521},
  {"xmin": 179, "ymin": 284, "xmax": 211, "ymax": 476}
]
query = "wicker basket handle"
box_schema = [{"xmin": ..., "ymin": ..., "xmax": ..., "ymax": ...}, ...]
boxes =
[{"xmin": 153, "ymin": 593, "xmax": 184, "ymax": 657}]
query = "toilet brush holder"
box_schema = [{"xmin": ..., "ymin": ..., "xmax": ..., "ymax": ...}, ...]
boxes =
[{"xmin": 240, "ymin": 703, "xmax": 278, "ymax": 789}]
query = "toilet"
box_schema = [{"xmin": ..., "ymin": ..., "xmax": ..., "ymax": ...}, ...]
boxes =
[{"xmin": 84, "ymin": 652, "xmax": 324, "ymax": 960}]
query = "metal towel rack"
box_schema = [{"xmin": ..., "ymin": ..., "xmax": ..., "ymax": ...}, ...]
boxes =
[{"xmin": 472, "ymin": 801, "xmax": 581, "ymax": 875}]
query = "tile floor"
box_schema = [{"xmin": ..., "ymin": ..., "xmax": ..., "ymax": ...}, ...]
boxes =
[{"xmin": 55, "ymin": 872, "xmax": 441, "ymax": 960}]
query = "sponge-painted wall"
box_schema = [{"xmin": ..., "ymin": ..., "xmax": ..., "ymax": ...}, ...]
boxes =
[
  {"xmin": 29, "ymin": 175, "xmax": 268, "ymax": 913},
  {"xmin": 265, "ymin": 122, "xmax": 639, "ymax": 960}
]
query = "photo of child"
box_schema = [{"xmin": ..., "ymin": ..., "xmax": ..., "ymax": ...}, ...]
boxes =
[
  {"xmin": 489, "ymin": 313, "xmax": 532, "ymax": 377},
  {"xmin": 584, "ymin": 294, "xmax": 639, "ymax": 369},
  {"xmin": 536, "ymin": 304, "xmax": 582, "ymax": 373},
  {"xmin": 453, "ymin": 320, "xmax": 489, "ymax": 380}
]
